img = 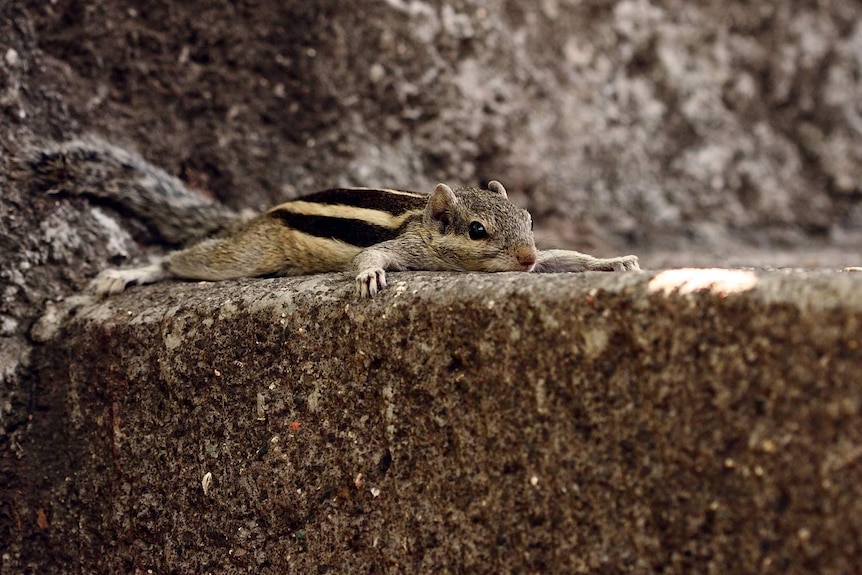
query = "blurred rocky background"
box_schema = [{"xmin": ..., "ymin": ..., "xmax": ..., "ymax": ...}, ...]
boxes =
[{"xmin": 4, "ymin": 1, "xmax": 861, "ymax": 260}]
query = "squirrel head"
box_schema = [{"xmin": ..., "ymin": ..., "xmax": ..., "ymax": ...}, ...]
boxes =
[{"xmin": 422, "ymin": 181, "xmax": 537, "ymax": 272}]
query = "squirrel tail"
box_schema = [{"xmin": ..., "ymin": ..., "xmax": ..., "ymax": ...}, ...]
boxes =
[{"xmin": 21, "ymin": 136, "xmax": 240, "ymax": 245}]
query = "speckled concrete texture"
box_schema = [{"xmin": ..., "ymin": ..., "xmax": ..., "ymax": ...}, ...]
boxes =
[{"xmin": 15, "ymin": 269, "xmax": 862, "ymax": 573}]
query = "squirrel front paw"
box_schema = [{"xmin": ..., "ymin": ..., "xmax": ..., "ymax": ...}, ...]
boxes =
[
  {"xmin": 355, "ymin": 267, "xmax": 387, "ymax": 298},
  {"xmin": 612, "ymin": 255, "xmax": 640, "ymax": 271}
]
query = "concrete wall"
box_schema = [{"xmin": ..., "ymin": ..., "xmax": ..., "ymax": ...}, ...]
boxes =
[{"xmin": 12, "ymin": 269, "xmax": 861, "ymax": 573}]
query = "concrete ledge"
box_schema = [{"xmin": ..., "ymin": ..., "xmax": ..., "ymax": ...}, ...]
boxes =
[{"xmin": 25, "ymin": 270, "xmax": 862, "ymax": 572}]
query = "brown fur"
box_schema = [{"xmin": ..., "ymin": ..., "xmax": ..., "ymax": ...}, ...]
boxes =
[{"xmin": 25, "ymin": 138, "xmax": 640, "ymax": 297}]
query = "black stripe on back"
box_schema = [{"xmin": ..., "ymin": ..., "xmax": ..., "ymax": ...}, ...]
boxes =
[
  {"xmin": 271, "ymin": 210, "xmax": 404, "ymax": 248},
  {"xmin": 297, "ymin": 188, "xmax": 428, "ymax": 216}
]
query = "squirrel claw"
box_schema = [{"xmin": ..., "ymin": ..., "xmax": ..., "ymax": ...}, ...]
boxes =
[
  {"xmin": 612, "ymin": 256, "xmax": 640, "ymax": 271},
  {"xmin": 355, "ymin": 267, "xmax": 387, "ymax": 298}
]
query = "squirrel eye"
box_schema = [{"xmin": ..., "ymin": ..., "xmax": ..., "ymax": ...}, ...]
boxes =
[{"xmin": 468, "ymin": 221, "xmax": 488, "ymax": 240}]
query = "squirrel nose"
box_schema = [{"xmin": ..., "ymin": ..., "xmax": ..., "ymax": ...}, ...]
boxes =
[{"xmin": 517, "ymin": 245, "xmax": 537, "ymax": 268}]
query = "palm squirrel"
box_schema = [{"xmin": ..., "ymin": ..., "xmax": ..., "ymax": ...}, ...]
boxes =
[{"xmin": 24, "ymin": 137, "xmax": 640, "ymax": 297}]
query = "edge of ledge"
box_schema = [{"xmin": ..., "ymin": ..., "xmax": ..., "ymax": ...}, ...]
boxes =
[{"xmin": 32, "ymin": 268, "xmax": 862, "ymax": 342}]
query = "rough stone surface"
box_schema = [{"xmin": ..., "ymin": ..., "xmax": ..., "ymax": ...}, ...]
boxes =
[{"xmin": 5, "ymin": 269, "xmax": 860, "ymax": 573}]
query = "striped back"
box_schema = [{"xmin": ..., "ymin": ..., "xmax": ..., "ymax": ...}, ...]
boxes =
[{"xmin": 267, "ymin": 187, "xmax": 428, "ymax": 247}]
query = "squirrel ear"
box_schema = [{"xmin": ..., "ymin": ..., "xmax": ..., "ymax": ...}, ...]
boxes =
[
  {"xmin": 487, "ymin": 180, "xmax": 508, "ymax": 199},
  {"xmin": 428, "ymin": 183, "xmax": 458, "ymax": 225}
]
